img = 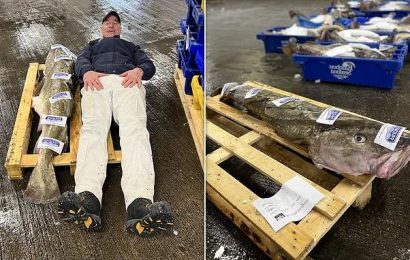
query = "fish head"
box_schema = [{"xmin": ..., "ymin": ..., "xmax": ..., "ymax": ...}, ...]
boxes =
[
  {"xmin": 309, "ymin": 124, "xmax": 410, "ymax": 179},
  {"xmin": 282, "ymin": 37, "xmax": 298, "ymax": 55}
]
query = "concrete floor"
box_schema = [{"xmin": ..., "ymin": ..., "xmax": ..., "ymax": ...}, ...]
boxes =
[
  {"xmin": 0, "ymin": 1, "xmax": 203, "ymax": 259},
  {"xmin": 206, "ymin": 0, "xmax": 410, "ymax": 259}
]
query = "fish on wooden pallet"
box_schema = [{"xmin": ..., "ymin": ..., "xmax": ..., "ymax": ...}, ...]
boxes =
[
  {"xmin": 24, "ymin": 46, "xmax": 75, "ymax": 204},
  {"xmin": 220, "ymin": 83, "xmax": 410, "ymax": 179}
]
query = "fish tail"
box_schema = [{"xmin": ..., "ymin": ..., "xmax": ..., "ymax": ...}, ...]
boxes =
[{"xmin": 24, "ymin": 150, "xmax": 60, "ymax": 204}]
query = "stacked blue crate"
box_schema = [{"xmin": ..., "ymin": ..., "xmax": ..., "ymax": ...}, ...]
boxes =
[
  {"xmin": 256, "ymin": 1, "xmax": 410, "ymax": 88},
  {"xmin": 176, "ymin": 0, "xmax": 204, "ymax": 95},
  {"xmin": 327, "ymin": 2, "xmax": 410, "ymax": 19}
]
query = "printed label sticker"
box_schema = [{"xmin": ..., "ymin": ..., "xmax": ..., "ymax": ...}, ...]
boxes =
[
  {"xmin": 37, "ymin": 137, "xmax": 64, "ymax": 154},
  {"xmin": 54, "ymin": 55, "xmax": 73, "ymax": 62},
  {"xmin": 49, "ymin": 91, "xmax": 72, "ymax": 103},
  {"xmin": 316, "ymin": 107, "xmax": 342, "ymax": 125},
  {"xmin": 374, "ymin": 123, "xmax": 405, "ymax": 151},
  {"xmin": 51, "ymin": 72, "xmax": 72, "ymax": 80},
  {"xmin": 51, "ymin": 44, "xmax": 76, "ymax": 58},
  {"xmin": 272, "ymin": 96, "xmax": 302, "ymax": 107},
  {"xmin": 61, "ymin": 46, "xmax": 77, "ymax": 59},
  {"xmin": 244, "ymin": 88, "xmax": 261, "ymax": 99},
  {"xmin": 40, "ymin": 115, "xmax": 67, "ymax": 127},
  {"xmin": 253, "ymin": 176, "xmax": 324, "ymax": 232}
]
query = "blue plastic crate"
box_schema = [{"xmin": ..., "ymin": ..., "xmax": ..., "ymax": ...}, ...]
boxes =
[
  {"xmin": 195, "ymin": 47, "xmax": 204, "ymax": 75},
  {"xmin": 363, "ymin": 10, "xmax": 410, "ymax": 19},
  {"xmin": 326, "ymin": 5, "xmax": 365, "ymax": 16},
  {"xmin": 318, "ymin": 41, "xmax": 408, "ymax": 69},
  {"xmin": 292, "ymin": 42, "xmax": 406, "ymax": 89},
  {"xmin": 176, "ymin": 36, "xmax": 203, "ymax": 68},
  {"xmin": 180, "ymin": 18, "xmax": 204, "ymax": 44},
  {"xmin": 327, "ymin": 3, "xmax": 410, "ymax": 19},
  {"xmin": 185, "ymin": 0, "xmax": 204, "ymax": 27},
  {"xmin": 371, "ymin": 30, "xmax": 410, "ymax": 59},
  {"xmin": 297, "ymin": 17, "xmax": 322, "ymax": 28},
  {"xmin": 256, "ymin": 27, "xmax": 317, "ymax": 53},
  {"xmin": 334, "ymin": 17, "xmax": 370, "ymax": 28},
  {"xmin": 176, "ymin": 40, "xmax": 201, "ymax": 95}
]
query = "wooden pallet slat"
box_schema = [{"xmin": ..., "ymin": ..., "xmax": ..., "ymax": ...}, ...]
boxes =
[
  {"xmin": 5, "ymin": 63, "xmax": 39, "ymax": 179},
  {"xmin": 207, "ymin": 97, "xmax": 309, "ymax": 158},
  {"xmin": 207, "ymin": 121, "xmax": 346, "ymax": 220},
  {"xmin": 107, "ymin": 133, "xmax": 116, "ymax": 161},
  {"xmin": 297, "ymin": 180, "xmax": 374, "ymax": 259},
  {"xmin": 173, "ymin": 65, "xmax": 204, "ymax": 168},
  {"xmin": 207, "ymin": 160, "xmax": 314, "ymax": 260},
  {"xmin": 69, "ymin": 88, "xmax": 81, "ymax": 174}
]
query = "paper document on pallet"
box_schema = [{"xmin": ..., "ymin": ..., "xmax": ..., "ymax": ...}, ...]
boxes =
[{"xmin": 253, "ymin": 176, "xmax": 324, "ymax": 232}]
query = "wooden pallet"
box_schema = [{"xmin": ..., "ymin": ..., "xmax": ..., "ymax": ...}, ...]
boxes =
[
  {"xmin": 174, "ymin": 65, "xmax": 204, "ymax": 168},
  {"xmin": 206, "ymin": 81, "xmax": 379, "ymax": 259},
  {"xmin": 4, "ymin": 63, "xmax": 122, "ymax": 180}
]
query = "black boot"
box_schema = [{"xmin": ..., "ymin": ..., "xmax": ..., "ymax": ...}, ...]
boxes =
[
  {"xmin": 57, "ymin": 191, "xmax": 102, "ymax": 231},
  {"xmin": 126, "ymin": 198, "xmax": 174, "ymax": 237}
]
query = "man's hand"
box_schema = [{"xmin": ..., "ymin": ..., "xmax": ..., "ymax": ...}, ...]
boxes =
[
  {"xmin": 83, "ymin": 71, "xmax": 107, "ymax": 91},
  {"xmin": 120, "ymin": 67, "xmax": 144, "ymax": 88}
]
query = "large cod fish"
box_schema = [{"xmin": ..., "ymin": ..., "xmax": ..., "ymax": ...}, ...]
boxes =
[
  {"xmin": 220, "ymin": 83, "xmax": 410, "ymax": 179},
  {"xmin": 24, "ymin": 46, "xmax": 75, "ymax": 204}
]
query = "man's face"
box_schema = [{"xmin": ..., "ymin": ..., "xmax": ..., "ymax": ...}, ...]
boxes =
[{"xmin": 101, "ymin": 15, "xmax": 121, "ymax": 38}]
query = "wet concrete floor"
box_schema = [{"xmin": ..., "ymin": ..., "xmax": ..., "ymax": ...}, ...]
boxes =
[
  {"xmin": 206, "ymin": 0, "xmax": 410, "ymax": 259},
  {"xmin": 0, "ymin": 1, "xmax": 203, "ymax": 259}
]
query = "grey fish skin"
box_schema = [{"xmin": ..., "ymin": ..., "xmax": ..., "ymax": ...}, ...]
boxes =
[
  {"xmin": 24, "ymin": 48, "xmax": 74, "ymax": 204},
  {"xmin": 220, "ymin": 83, "xmax": 410, "ymax": 179}
]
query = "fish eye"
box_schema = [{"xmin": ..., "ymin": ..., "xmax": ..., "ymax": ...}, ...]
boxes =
[{"xmin": 353, "ymin": 134, "xmax": 366, "ymax": 143}]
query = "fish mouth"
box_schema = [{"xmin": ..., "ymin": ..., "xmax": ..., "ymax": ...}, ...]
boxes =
[{"xmin": 372, "ymin": 146, "xmax": 410, "ymax": 179}]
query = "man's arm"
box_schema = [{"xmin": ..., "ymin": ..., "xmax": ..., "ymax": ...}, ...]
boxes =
[
  {"xmin": 75, "ymin": 44, "xmax": 94, "ymax": 82},
  {"xmin": 75, "ymin": 42, "xmax": 107, "ymax": 91},
  {"xmin": 133, "ymin": 45, "xmax": 156, "ymax": 80}
]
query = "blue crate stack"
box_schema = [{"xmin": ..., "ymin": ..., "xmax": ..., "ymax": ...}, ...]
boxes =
[
  {"xmin": 256, "ymin": 1, "xmax": 410, "ymax": 89},
  {"xmin": 176, "ymin": 0, "xmax": 204, "ymax": 95}
]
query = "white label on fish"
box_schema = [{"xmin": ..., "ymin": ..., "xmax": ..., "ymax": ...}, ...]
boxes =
[
  {"xmin": 316, "ymin": 107, "xmax": 342, "ymax": 125},
  {"xmin": 62, "ymin": 46, "xmax": 77, "ymax": 59},
  {"xmin": 51, "ymin": 44, "xmax": 66, "ymax": 50},
  {"xmin": 374, "ymin": 123, "xmax": 405, "ymax": 151},
  {"xmin": 40, "ymin": 115, "xmax": 67, "ymax": 127},
  {"xmin": 51, "ymin": 72, "xmax": 72, "ymax": 80},
  {"xmin": 49, "ymin": 91, "xmax": 72, "ymax": 103},
  {"xmin": 379, "ymin": 44, "xmax": 394, "ymax": 52},
  {"xmin": 272, "ymin": 96, "xmax": 302, "ymax": 107},
  {"xmin": 221, "ymin": 82, "xmax": 238, "ymax": 96},
  {"xmin": 244, "ymin": 88, "xmax": 261, "ymax": 99},
  {"xmin": 51, "ymin": 44, "xmax": 76, "ymax": 58},
  {"xmin": 37, "ymin": 137, "xmax": 64, "ymax": 154},
  {"xmin": 253, "ymin": 176, "xmax": 324, "ymax": 232},
  {"xmin": 54, "ymin": 55, "xmax": 73, "ymax": 62}
]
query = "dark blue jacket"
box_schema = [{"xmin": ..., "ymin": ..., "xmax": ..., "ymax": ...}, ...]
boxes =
[{"xmin": 75, "ymin": 36, "xmax": 156, "ymax": 81}]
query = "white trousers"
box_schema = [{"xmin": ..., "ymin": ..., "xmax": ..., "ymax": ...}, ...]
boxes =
[{"xmin": 74, "ymin": 74, "xmax": 155, "ymax": 208}]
